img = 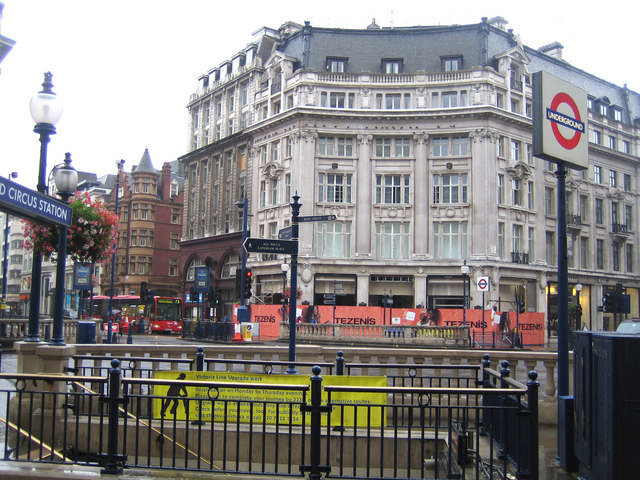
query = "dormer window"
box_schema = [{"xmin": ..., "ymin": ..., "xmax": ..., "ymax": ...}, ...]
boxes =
[
  {"xmin": 442, "ymin": 56, "xmax": 463, "ymax": 71},
  {"xmin": 326, "ymin": 57, "xmax": 348, "ymax": 73},
  {"xmin": 382, "ymin": 59, "xmax": 403, "ymax": 74}
]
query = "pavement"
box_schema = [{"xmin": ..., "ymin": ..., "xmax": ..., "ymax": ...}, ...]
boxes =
[{"xmin": 0, "ymin": 337, "xmax": 580, "ymax": 479}]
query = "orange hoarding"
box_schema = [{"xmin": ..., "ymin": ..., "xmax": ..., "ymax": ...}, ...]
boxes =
[{"xmin": 234, "ymin": 304, "xmax": 545, "ymax": 346}]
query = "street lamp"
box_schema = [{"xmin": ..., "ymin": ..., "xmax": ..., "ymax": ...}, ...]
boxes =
[
  {"xmin": 107, "ymin": 160, "xmax": 125, "ymax": 344},
  {"xmin": 51, "ymin": 153, "xmax": 78, "ymax": 345},
  {"xmin": 2, "ymin": 172, "xmax": 17, "ymax": 319},
  {"xmin": 460, "ymin": 260, "xmax": 470, "ymax": 326},
  {"xmin": 235, "ymin": 197, "xmax": 249, "ymax": 323},
  {"xmin": 280, "ymin": 260, "xmax": 289, "ymax": 324},
  {"xmin": 27, "ymin": 72, "xmax": 63, "ymax": 342}
]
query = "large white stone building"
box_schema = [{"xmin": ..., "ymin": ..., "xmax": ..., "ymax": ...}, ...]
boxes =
[{"xmin": 179, "ymin": 17, "xmax": 640, "ymax": 331}]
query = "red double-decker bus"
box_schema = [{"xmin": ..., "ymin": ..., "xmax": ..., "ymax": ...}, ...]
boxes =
[{"xmin": 90, "ymin": 295, "xmax": 183, "ymax": 334}]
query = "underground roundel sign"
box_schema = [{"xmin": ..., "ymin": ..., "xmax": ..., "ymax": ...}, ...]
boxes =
[{"xmin": 533, "ymin": 71, "xmax": 588, "ymax": 170}]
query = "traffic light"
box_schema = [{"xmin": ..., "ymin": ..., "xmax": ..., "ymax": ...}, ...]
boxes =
[
  {"xmin": 244, "ymin": 268, "xmax": 253, "ymax": 299},
  {"xmin": 140, "ymin": 282, "xmax": 149, "ymax": 302},
  {"xmin": 576, "ymin": 305, "xmax": 583, "ymax": 318},
  {"xmin": 602, "ymin": 291, "xmax": 616, "ymax": 313},
  {"xmin": 208, "ymin": 288, "xmax": 220, "ymax": 305}
]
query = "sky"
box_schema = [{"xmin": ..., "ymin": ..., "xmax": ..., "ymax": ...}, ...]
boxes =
[{"xmin": 0, "ymin": 0, "xmax": 637, "ymax": 191}]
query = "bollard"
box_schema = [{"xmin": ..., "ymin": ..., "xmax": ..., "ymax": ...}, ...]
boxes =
[
  {"xmin": 98, "ymin": 359, "xmax": 127, "ymax": 474},
  {"xmin": 196, "ymin": 346, "xmax": 205, "ymax": 371},
  {"xmin": 127, "ymin": 323, "xmax": 133, "ymax": 344},
  {"xmin": 44, "ymin": 324, "xmax": 51, "ymax": 342},
  {"xmin": 335, "ymin": 350, "xmax": 344, "ymax": 376}
]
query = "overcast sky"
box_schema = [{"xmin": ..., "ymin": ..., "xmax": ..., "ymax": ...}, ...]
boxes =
[{"xmin": 0, "ymin": 0, "xmax": 637, "ymax": 190}]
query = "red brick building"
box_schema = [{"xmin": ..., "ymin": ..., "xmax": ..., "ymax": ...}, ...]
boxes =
[{"xmin": 100, "ymin": 149, "xmax": 184, "ymax": 298}]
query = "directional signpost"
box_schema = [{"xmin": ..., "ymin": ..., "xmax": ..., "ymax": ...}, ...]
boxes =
[
  {"xmin": 278, "ymin": 225, "xmax": 293, "ymax": 240},
  {"xmin": 243, "ymin": 237, "xmax": 298, "ymax": 255}
]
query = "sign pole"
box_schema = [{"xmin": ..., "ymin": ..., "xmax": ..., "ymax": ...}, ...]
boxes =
[
  {"xmin": 286, "ymin": 193, "xmax": 301, "ymax": 374},
  {"xmin": 556, "ymin": 162, "xmax": 569, "ymax": 397}
]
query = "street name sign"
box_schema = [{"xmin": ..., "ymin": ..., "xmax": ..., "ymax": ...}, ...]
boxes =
[
  {"xmin": 278, "ymin": 225, "xmax": 293, "ymax": 240},
  {"xmin": 243, "ymin": 237, "xmax": 298, "ymax": 255},
  {"xmin": 297, "ymin": 215, "xmax": 336, "ymax": 223},
  {"xmin": 0, "ymin": 176, "xmax": 72, "ymax": 226}
]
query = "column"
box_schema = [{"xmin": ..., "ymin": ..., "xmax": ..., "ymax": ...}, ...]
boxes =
[
  {"xmin": 413, "ymin": 133, "xmax": 429, "ymax": 259},
  {"xmin": 355, "ymin": 134, "xmax": 372, "ymax": 257}
]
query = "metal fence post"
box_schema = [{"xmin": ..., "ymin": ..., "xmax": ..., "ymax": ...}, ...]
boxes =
[
  {"xmin": 481, "ymin": 353, "xmax": 491, "ymax": 386},
  {"xmin": 525, "ymin": 370, "xmax": 540, "ymax": 479},
  {"xmin": 497, "ymin": 360, "xmax": 510, "ymax": 461},
  {"xmin": 98, "ymin": 359, "xmax": 127, "ymax": 474},
  {"xmin": 336, "ymin": 350, "xmax": 344, "ymax": 376},
  {"xmin": 196, "ymin": 346, "xmax": 205, "ymax": 371},
  {"xmin": 301, "ymin": 365, "xmax": 331, "ymax": 479}
]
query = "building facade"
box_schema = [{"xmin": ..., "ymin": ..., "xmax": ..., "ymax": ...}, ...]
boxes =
[
  {"xmin": 99, "ymin": 150, "xmax": 185, "ymax": 299},
  {"xmin": 179, "ymin": 17, "xmax": 640, "ymax": 330}
]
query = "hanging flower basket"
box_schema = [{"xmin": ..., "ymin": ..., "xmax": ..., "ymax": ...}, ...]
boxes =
[{"xmin": 22, "ymin": 191, "xmax": 118, "ymax": 264}]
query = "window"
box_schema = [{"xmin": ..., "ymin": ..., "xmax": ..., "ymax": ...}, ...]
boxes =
[
  {"xmin": 510, "ymin": 140, "xmax": 520, "ymax": 161},
  {"xmin": 270, "ymin": 178, "xmax": 279, "ymax": 205},
  {"xmin": 130, "ymin": 230, "xmax": 137, "ymax": 246},
  {"xmin": 590, "ymin": 130, "xmax": 601, "ymax": 144},
  {"xmin": 382, "ymin": 59, "xmax": 403, "ymax": 73},
  {"xmin": 442, "ymin": 56, "xmax": 462, "ymax": 71},
  {"xmin": 528, "ymin": 227, "xmax": 535, "ymax": 263},
  {"xmin": 284, "ymin": 173, "xmax": 291, "ymax": 203},
  {"xmin": 337, "ymin": 137, "xmax": 354, "ymax": 156},
  {"xmin": 376, "ymin": 175, "xmax": 410, "ymax": 204},
  {"xmin": 272, "ymin": 141, "xmax": 280, "ymax": 162},
  {"xmin": 512, "ymin": 224, "xmax": 523, "ymax": 252},
  {"xmin": 580, "ymin": 237, "xmax": 589, "ymax": 269},
  {"xmin": 497, "ymin": 136, "xmax": 506, "ymax": 157},
  {"xmin": 624, "ymin": 174, "xmax": 632, "ymax": 191},
  {"xmin": 169, "ymin": 259, "xmax": 178, "ymax": 277},
  {"xmin": 318, "ymin": 173, "xmax": 352, "ymax": 203},
  {"xmin": 599, "ymin": 103, "xmax": 608, "ymax": 117},
  {"xmin": 595, "ymin": 198, "xmax": 603, "ymax": 224},
  {"xmin": 139, "ymin": 230, "xmax": 148, "ymax": 246},
  {"xmin": 375, "ymin": 222, "xmax": 410, "ymax": 259},
  {"xmin": 626, "ymin": 244, "xmax": 634, "ymax": 273},
  {"xmin": 451, "ymin": 137, "xmax": 469, "ymax": 156},
  {"xmin": 579, "ymin": 195, "xmax": 589, "ymax": 222},
  {"xmin": 612, "ymin": 242, "xmax": 621, "ymax": 272},
  {"xmin": 594, "ymin": 165, "xmax": 602, "ymax": 184},
  {"xmin": 433, "ymin": 137, "xmax": 449, "ymax": 157},
  {"xmin": 375, "ymin": 138, "xmax": 392, "ymax": 157},
  {"xmin": 614, "ymin": 108, "xmax": 623, "ymax": 122},
  {"xmin": 433, "ymin": 174, "xmax": 468, "ymax": 204},
  {"xmin": 318, "ymin": 136, "xmax": 335, "ymax": 156},
  {"xmin": 545, "ymin": 232, "xmax": 555, "ymax": 265},
  {"xmin": 394, "ymin": 138, "xmax": 411, "ymax": 157},
  {"xmin": 329, "ymin": 92, "xmax": 345, "ymax": 108},
  {"xmin": 327, "ymin": 57, "xmax": 347, "ymax": 72},
  {"xmin": 497, "ymin": 175, "xmax": 504, "ymax": 204},
  {"xmin": 172, "ymin": 208, "xmax": 180, "ymax": 224},
  {"xmin": 512, "ymin": 179, "xmax": 522, "ymax": 206},
  {"xmin": 609, "ymin": 169, "xmax": 617, "ymax": 187},
  {"xmin": 608, "ymin": 135, "xmax": 616, "ymax": 150},
  {"xmin": 317, "ymin": 221, "xmax": 351, "ymax": 258},
  {"xmin": 433, "ymin": 221, "xmax": 468, "ymax": 259},
  {"xmin": 498, "ymin": 222, "xmax": 505, "ymax": 259},
  {"xmin": 545, "ymin": 187, "xmax": 554, "ymax": 215},
  {"xmin": 170, "ymin": 233, "xmax": 179, "ymax": 250},
  {"xmin": 442, "ymin": 92, "xmax": 458, "ymax": 108},
  {"xmin": 622, "ymin": 140, "xmax": 630, "ymax": 154},
  {"xmin": 527, "ymin": 181, "xmax": 534, "ymax": 209},
  {"xmin": 625, "ymin": 205, "xmax": 633, "ymax": 230},
  {"xmin": 596, "ymin": 239, "xmax": 604, "ymax": 269},
  {"xmin": 376, "ymin": 93, "xmax": 403, "ymax": 109}
]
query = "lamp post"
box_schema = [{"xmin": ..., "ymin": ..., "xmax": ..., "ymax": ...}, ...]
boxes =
[
  {"xmin": 27, "ymin": 72, "xmax": 63, "ymax": 342},
  {"xmin": 2, "ymin": 172, "xmax": 17, "ymax": 319},
  {"xmin": 51, "ymin": 154, "xmax": 78, "ymax": 345},
  {"xmin": 280, "ymin": 259, "xmax": 289, "ymax": 324},
  {"xmin": 107, "ymin": 160, "xmax": 125, "ymax": 344},
  {"xmin": 460, "ymin": 260, "xmax": 470, "ymax": 326},
  {"xmin": 235, "ymin": 197, "xmax": 249, "ymax": 323}
]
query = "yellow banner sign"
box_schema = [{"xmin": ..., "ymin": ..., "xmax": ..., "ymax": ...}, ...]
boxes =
[{"xmin": 153, "ymin": 371, "xmax": 387, "ymax": 427}]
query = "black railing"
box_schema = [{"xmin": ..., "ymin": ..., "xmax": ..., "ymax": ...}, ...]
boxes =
[
  {"xmin": 567, "ymin": 214, "xmax": 582, "ymax": 227},
  {"xmin": 510, "ymin": 251, "xmax": 529, "ymax": 264},
  {"xmin": 612, "ymin": 223, "xmax": 630, "ymax": 234},
  {"xmin": 1, "ymin": 353, "xmax": 538, "ymax": 479}
]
